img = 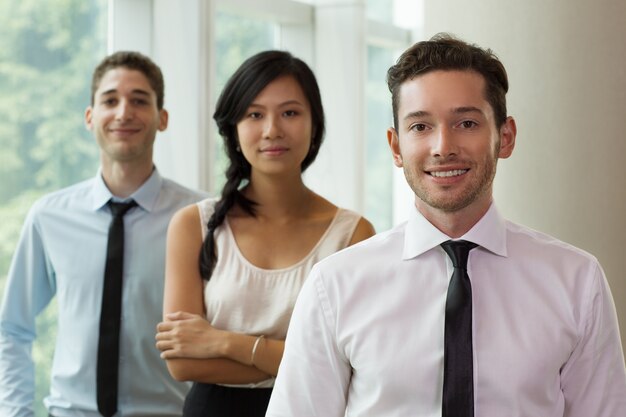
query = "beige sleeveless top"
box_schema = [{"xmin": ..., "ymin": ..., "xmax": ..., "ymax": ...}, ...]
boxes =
[{"xmin": 197, "ymin": 198, "xmax": 362, "ymax": 387}]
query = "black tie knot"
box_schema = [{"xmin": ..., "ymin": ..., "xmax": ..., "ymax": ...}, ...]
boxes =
[
  {"xmin": 108, "ymin": 200, "xmax": 137, "ymax": 218},
  {"xmin": 441, "ymin": 240, "xmax": 478, "ymax": 270}
]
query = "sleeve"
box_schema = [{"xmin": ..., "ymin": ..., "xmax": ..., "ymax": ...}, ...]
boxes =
[
  {"xmin": 0, "ymin": 207, "xmax": 56, "ymax": 417},
  {"xmin": 266, "ymin": 266, "xmax": 351, "ymax": 417},
  {"xmin": 560, "ymin": 262, "xmax": 626, "ymax": 417}
]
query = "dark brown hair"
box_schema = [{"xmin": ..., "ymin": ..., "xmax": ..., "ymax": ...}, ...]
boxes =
[
  {"xmin": 91, "ymin": 51, "xmax": 165, "ymax": 109},
  {"xmin": 199, "ymin": 50, "xmax": 325, "ymax": 281},
  {"xmin": 387, "ymin": 33, "xmax": 509, "ymax": 128}
]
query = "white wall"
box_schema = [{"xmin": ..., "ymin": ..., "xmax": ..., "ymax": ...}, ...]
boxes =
[{"xmin": 424, "ymin": 0, "xmax": 626, "ymax": 348}]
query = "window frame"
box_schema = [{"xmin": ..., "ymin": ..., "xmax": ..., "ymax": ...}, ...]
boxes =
[{"xmin": 109, "ymin": 0, "xmax": 415, "ymax": 224}]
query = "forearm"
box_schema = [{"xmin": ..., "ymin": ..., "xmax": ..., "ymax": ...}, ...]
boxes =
[
  {"xmin": 0, "ymin": 210, "xmax": 51, "ymax": 416},
  {"xmin": 561, "ymin": 264, "xmax": 626, "ymax": 416},
  {"xmin": 157, "ymin": 317, "xmax": 285, "ymax": 380},
  {"xmin": 223, "ymin": 332, "xmax": 284, "ymax": 376},
  {"xmin": 165, "ymin": 356, "xmax": 270, "ymax": 384},
  {"xmin": 0, "ymin": 332, "xmax": 36, "ymax": 417}
]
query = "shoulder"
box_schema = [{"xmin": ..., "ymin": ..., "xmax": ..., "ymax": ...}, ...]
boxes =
[
  {"xmin": 170, "ymin": 201, "xmax": 204, "ymax": 229},
  {"xmin": 159, "ymin": 177, "xmax": 208, "ymax": 205},
  {"xmin": 330, "ymin": 207, "xmax": 376, "ymax": 245},
  {"xmin": 503, "ymin": 220, "xmax": 604, "ymax": 291},
  {"xmin": 303, "ymin": 224, "xmax": 406, "ymax": 310},
  {"xmin": 505, "ymin": 220, "xmax": 599, "ymax": 266},
  {"xmin": 346, "ymin": 211, "xmax": 375, "ymax": 245},
  {"xmin": 167, "ymin": 203, "xmax": 205, "ymax": 249},
  {"xmin": 316, "ymin": 221, "xmax": 405, "ymax": 276},
  {"xmin": 310, "ymin": 194, "xmax": 376, "ymax": 246},
  {"xmin": 195, "ymin": 196, "xmax": 220, "ymax": 222},
  {"xmin": 28, "ymin": 178, "xmax": 95, "ymax": 217},
  {"xmin": 170, "ymin": 197, "xmax": 222, "ymax": 231}
]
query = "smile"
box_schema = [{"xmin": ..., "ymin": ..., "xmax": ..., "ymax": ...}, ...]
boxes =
[
  {"xmin": 429, "ymin": 169, "xmax": 468, "ymax": 178},
  {"xmin": 109, "ymin": 128, "xmax": 140, "ymax": 135},
  {"xmin": 260, "ymin": 147, "xmax": 289, "ymax": 155}
]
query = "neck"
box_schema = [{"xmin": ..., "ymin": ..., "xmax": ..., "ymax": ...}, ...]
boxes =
[
  {"xmin": 100, "ymin": 158, "xmax": 154, "ymax": 198},
  {"xmin": 243, "ymin": 171, "xmax": 313, "ymax": 220},
  {"xmin": 415, "ymin": 195, "xmax": 493, "ymax": 238}
]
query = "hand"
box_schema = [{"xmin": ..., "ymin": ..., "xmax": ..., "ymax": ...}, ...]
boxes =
[{"xmin": 155, "ymin": 311, "xmax": 227, "ymax": 359}]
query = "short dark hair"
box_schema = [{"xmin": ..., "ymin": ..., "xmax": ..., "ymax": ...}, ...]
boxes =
[
  {"xmin": 387, "ymin": 33, "xmax": 509, "ymax": 129},
  {"xmin": 91, "ymin": 51, "xmax": 165, "ymax": 109},
  {"xmin": 200, "ymin": 50, "xmax": 325, "ymax": 281}
]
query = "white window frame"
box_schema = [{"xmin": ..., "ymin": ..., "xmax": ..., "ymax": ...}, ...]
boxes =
[{"xmin": 108, "ymin": 0, "xmax": 414, "ymax": 219}]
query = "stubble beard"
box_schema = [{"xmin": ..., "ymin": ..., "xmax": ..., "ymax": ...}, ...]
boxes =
[
  {"xmin": 97, "ymin": 128, "xmax": 156, "ymax": 164},
  {"xmin": 406, "ymin": 154, "xmax": 499, "ymax": 213}
]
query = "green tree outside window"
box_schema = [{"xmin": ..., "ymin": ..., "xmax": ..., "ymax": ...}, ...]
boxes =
[{"xmin": 0, "ymin": 1, "xmax": 107, "ymax": 415}]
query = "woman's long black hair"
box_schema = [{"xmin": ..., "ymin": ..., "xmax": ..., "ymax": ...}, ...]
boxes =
[{"xmin": 199, "ymin": 50, "xmax": 326, "ymax": 281}]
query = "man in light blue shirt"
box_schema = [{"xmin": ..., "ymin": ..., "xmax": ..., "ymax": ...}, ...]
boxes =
[{"xmin": 0, "ymin": 51, "xmax": 205, "ymax": 417}]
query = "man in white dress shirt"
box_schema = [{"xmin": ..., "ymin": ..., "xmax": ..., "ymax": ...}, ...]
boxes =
[{"xmin": 266, "ymin": 33, "xmax": 626, "ymax": 416}]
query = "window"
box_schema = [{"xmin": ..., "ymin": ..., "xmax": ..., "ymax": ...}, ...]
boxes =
[
  {"xmin": 365, "ymin": 45, "xmax": 395, "ymax": 231},
  {"xmin": 211, "ymin": 10, "xmax": 278, "ymax": 191},
  {"xmin": 1, "ymin": 1, "xmax": 422, "ymax": 414},
  {"xmin": 365, "ymin": 0, "xmax": 424, "ymax": 227},
  {"xmin": 0, "ymin": 1, "xmax": 108, "ymax": 415}
]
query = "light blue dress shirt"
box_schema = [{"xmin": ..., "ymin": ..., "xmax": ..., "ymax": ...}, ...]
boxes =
[{"xmin": 0, "ymin": 168, "xmax": 205, "ymax": 417}]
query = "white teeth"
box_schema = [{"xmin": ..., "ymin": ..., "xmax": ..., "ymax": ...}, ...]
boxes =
[{"xmin": 430, "ymin": 170, "xmax": 467, "ymax": 177}]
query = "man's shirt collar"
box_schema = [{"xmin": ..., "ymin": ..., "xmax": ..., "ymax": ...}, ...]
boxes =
[
  {"xmin": 90, "ymin": 167, "xmax": 163, "ymax": 212},
  {"xmin": 403, "ymin": 202, "xmax": 508, "ymax": 260}
]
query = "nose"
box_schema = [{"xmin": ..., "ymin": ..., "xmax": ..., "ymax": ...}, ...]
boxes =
[
  {"xmin": 432, "ymin": 126, "xmax": 458, "ymax": 158},
  {"xmin": 115, "ymin": 100, "xmax": 134, "ymax": 121},
  {"xmin": 263, "ymin": 113, "xmax": 283, "ymax": 139}
]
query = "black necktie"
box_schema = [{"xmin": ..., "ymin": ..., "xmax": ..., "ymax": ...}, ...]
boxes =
[
  {"xmin": 97, "ymin": 200, "xmax": 137, "ymax": 417},
  {"xmin": 440, "ymin": 240, "xmax": 478, "ymax": 417}
]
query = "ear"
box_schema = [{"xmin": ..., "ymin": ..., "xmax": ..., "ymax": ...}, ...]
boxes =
[
  {"xmin": 158, "ymin": 109, "xmax": 169, "ymax": 131},
  {"xmin": 85, "ymin": 106, "xmax": 93, "ymax": 130},
  {"xmin": 498, "ymin": 116, "xmax": 516, "ymax": 159},
  {"xmin": 387, "ymin": 127, "xmax": 403, "ymax": 167}
]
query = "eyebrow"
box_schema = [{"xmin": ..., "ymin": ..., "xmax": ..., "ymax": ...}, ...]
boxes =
[
  {"xmin": 452, "ymin": 106, "xmax": 485, "ymax": 116},
  {"xmin": 403, "ymin": 106, "xmax": 485, "ymax": 121},
  {"xmin": 248, "ymin": 99, "xmax": 306, "ymax": 108},
  {"xmin": 99, "ymin": 89, "xmax": 152, "ymax": 97},
  {"xmin": 403, "ymin": 110, "xmax": 431, "ymax": 121}
]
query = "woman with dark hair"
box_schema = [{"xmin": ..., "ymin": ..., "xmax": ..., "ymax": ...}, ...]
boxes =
[{"xmin": 155, "ymin": 50, "xmax": 375, "ymax": 416}]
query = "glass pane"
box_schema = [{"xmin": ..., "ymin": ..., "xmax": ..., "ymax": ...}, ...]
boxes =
[
  {"xmin": 212, "ymin": 11, "xmax": 277, "ymax": 191},
  {"xmin": 366, "ymin": 0, "xmax": 424, "ymax": 30},
  {"xmin": 366, "ymin": 0, "xmax": 394, "ymax": 24},
  {"xmin": 365, "ymin": 45, "xmax": 395, "ymax": 232},
  {"xmin": 0, "ymin": 1, "xmax": 108, "ymax": 416}
]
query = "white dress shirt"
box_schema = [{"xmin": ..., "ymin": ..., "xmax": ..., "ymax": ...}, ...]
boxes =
[
  {"xmin": 0, "ymin": 169, "xmax": 205, "ymax": 417},
  {"xmin": 266, "ymin": 203, "xmax": 626, "ymax": 417}
]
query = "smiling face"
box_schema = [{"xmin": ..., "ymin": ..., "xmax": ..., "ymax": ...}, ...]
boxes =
[
  {"xmin": 85, "ymin": 67, "xmax": 168, "ymax": 167},
  {"xmin": 236, "ymin": 75, "xmax": 313, "ymax": 177},
  {"xmin": 388, "ymin": 70, "xmax": 516, "ymax": 221}
]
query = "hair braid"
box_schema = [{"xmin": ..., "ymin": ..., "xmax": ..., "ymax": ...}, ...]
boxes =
[
  {"xmin": 199, "ymin": 156, "xmax": 255, "ymax": 280},
  {"xmin": 199, "ymin": 49, "xmax": 325, "ymax": 281}
]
